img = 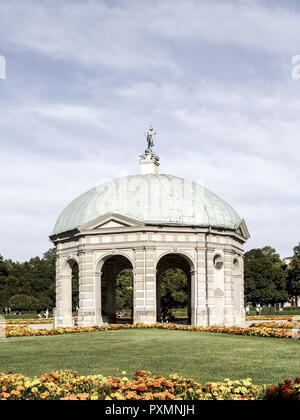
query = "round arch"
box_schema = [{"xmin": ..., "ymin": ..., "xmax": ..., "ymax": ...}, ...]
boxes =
[
  {"xmin": 95, "ymin": 252, "xmax": 135, "ymax": 274},
  {"xmin": 156, "ymin": 253, "xmax": 195, "ymax": 324},
  {"xmin": 96, "ymin": 254, "xmax": 134, "ymax": 324},
  {"xmin": 62, "ymin": 256, "xmax": 79, "ymax": 276},
  {"xmin": 156, "ymin": 251, "xmax": 195, "ymax": 271}
]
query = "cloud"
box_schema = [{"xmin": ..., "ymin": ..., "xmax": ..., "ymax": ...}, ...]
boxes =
[
  {"xmin": 1, "ymin": 0, "xmax": 300, "ymax": 66},
  {"xmin": 0, "ymin": 0, "xmax": 299, "ymax": 260}
]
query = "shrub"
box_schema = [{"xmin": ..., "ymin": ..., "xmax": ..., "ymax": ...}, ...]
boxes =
[{"xmin": 8, "ymin": 295, "xmax": 40, "ymax": 312}]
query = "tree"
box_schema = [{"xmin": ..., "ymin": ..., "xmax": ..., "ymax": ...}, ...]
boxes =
[
  {"xmin": 261, "ymin": 246, "xmax": 282, "ymax": 265},
  {"xmin": 0, "ymin": 255, "xmax": 17, "ymax": 308},
  {"xmin": 43, "ymin": 248, "xmax": 57, "ymax": 266},
  {"xmin": 116, "ymin": 269, "xmax": 133, "ymax": 313},
  {"xmin": 287, "ymin": 243, "xmax": 300, "ymax": 306},
  {"xmin": 244, "ymin": 247, "xmax": 288, "ymax": 306},
  {"xmin": 160, "ymin": 269, "xmax": 188, "ymax": 310},
  {"xmin": 0, "ymin": 255, "xmax": 8, "ymax": 277},
  {"xmin": 8, "ymin": 295, "xmax": 40, "ymax": 312},
  {"xmin": 0, "ymin": 248, "xmax": 56, "ymax": 312},
  {"xmin": 72, "ymin": 264, "xmax": 79, "ymax": 311}
]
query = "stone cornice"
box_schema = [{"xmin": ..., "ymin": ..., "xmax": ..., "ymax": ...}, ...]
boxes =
[{"xmin": 51, "ymin": 225, "xmax": 247, "ymax": 246}]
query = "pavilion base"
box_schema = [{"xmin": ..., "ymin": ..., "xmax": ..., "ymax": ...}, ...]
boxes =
[{"xmin": 134, "ymin": 309, "xmax": 156, "ymax": 325}]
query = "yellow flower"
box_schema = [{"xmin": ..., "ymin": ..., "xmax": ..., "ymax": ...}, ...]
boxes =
[{"xmin": 40, "ymin": 391, "xmax": 49, "ymax": 399}]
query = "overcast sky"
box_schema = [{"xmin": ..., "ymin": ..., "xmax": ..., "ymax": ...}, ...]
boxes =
[{"xmin": 0, "ymin": 0, "xmax": 299, "ymax": 261}]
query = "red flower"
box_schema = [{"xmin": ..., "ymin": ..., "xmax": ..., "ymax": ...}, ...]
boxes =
[{"xmin": 284, "ymin": 379, "xmax": 292, "ymax": 385}]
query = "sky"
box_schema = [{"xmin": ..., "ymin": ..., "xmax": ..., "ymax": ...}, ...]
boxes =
[{"xmin": 0, "ymin": 0, "xmax": 300, "ymax": 261}]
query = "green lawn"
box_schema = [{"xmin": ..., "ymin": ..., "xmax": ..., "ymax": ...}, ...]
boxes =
[{"xmin": 0, "ymin": 329, "xmax": 299, "ymax": 385}]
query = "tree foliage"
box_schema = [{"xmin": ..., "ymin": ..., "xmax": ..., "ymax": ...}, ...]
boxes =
[
  {"xmin": 287, "ymin": 243, "xmax": 300, "ymax": 303},
  {"xmin": 244, "ymin": 246, "xmax": 288, "ymax": 305},
  {"xmin": 116, "ymin": 269, "xmax": 133, "ymax": 312},
  {"xmin": 0, "ymin": 249, "xmax": 56, "ymax": 311},
  {"xmin": 160, "ymin": 269, "xmax": 188, "ymax": 310},
  {"xmin": 8, "ymin": 295, "xmax": 40, "ymax": 312},
  {"xmin": 72, "ymin": 264, "xmax": 79, "ymax": 311}
]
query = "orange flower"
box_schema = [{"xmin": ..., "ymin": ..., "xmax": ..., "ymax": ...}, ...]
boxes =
[
  {"xmin": 10, "ymin": 390, "xmax": 21, "ymax": 397},
  {"xmin": 78, "ymin": 393, "xmax": 89, "ymax": 401}
]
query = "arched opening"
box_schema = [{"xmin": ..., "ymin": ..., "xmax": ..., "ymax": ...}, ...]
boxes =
[
  {"xmin": 101, "ymin": 255, "xmax": 133, "ymax": 324},
  {"xmin": 156, "ymin": 254, "xmax": 194, "ymax": 325},
  {"xmin": 116, "ymin": 269, "xmax": 134, "ymax": 322},
  {"xmin": 71, "ymin": 263, "xmax": 79, "ymax": 315}
]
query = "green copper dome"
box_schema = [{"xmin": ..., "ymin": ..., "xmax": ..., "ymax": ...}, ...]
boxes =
[{"xmin": 52, "ymin": 174, "xmax": 243, "ymax": 235}]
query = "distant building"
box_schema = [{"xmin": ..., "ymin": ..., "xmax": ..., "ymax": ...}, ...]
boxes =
[{"xmin": 283, "ymin": 257, "xmax": 293, "ymax": 266}]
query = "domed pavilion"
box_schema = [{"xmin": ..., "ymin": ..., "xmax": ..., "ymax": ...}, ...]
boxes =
[{"xmin": 50, "ymin": 128, "xmax": 250, "ymax": 327}]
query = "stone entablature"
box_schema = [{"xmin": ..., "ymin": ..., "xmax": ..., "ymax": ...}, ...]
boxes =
[{"xmin": 51, "ymin": 213, "xmax": 249, "ymax": 328}]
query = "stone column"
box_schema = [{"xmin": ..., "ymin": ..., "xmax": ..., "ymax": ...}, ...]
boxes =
[
  {"xmin": 213, "ymin": 272, "xmax": 225, "ymax": 324},
  {"xmin": 232, "ymin": 256, "xmax": 245, "ymax": 326},
  {"xmin": 206, "ymin": 248, "xmax": 217, "ymax": 326},
  {"xmin": 94, "ymin": 266, "xmax": 103, "ymax": 325},
  {"xmin": 133, "ymin": 247, "xmax": 156, "ymax": 324},
  {"xmin": 78, "ymin": 250, "xmax": 97, "ymax": 326},
  {"xmin": 53, "ymin": 249, "xmax": 63, "ymax": 327},
  {"xmin": 194, "ymin": 246, "xmax": 209, "ymax": 326},
  {"xmin": 54, "ymin": 250, "xmax": 73, "ymax": 327},
  {"xmin": 223, "ymin": 250, "xmax": 235, "ymax": 326}
]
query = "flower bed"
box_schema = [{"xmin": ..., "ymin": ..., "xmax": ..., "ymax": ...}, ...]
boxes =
[
  {"xmin": 266, "ymin": 378, "xmax": 300, "ymax": 400},
  {"xmin": 0, "ymin": 370, "xmax": 299, "ymax": 400},
  {"xmin": 4, "ymin": 322, "xmax": 296, "ymax": 339},
  {"xmin": 246, "ymin": 315, "xmax": 294, "ymax": 321},
  {"xmin": 250, "ymin": 322, "xmax": 297, "ymax": 329},
  {"xmin": 5, "ymin": 319, "xmax": 53, "ymax": 325}
]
